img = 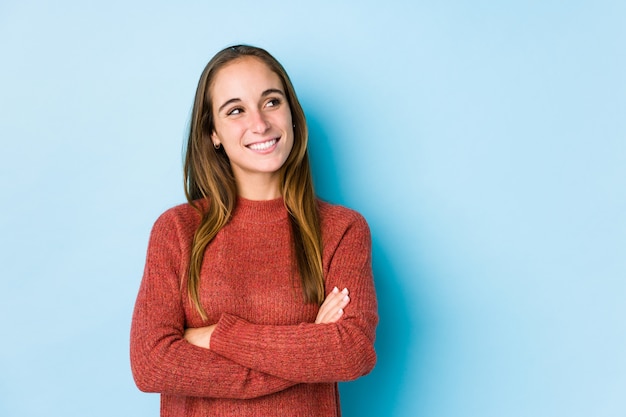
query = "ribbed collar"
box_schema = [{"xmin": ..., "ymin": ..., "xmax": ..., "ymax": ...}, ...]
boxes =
[{"xmin": 232, "ymin": 196, "xmax": 289, "ymax": 224}]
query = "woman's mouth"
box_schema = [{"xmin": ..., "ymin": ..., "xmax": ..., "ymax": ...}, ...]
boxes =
[{"xmin": 247, "ymin": 138, "xmax": 278, "ymax": 151}]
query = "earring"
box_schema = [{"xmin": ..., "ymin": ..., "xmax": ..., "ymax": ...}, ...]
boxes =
[
  {"xmin": 213, "ymin": 142, "xmax": 221, "ymax": 150},
  {"xmin": 293, "ymin": 124, "xmax": 296, "ymax": 128}
]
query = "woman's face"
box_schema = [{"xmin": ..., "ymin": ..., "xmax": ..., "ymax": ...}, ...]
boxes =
[{"xmin": 210, "ymin": 56, "xmax": 294, "ymax": 193}]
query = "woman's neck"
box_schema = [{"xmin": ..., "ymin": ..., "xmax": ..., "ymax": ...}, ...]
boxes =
[{"xmin": 234, "ymin": 173, "xmax": 282, "ymax": 200}]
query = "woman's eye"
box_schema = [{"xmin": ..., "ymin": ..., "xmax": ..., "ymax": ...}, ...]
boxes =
[
  {"xmin": 266, "ymin": 98, "xmax": 281, "ymax": 108},
  {"xmin": 227, "ymin": 107, "xmax": 243, "ymax": 116}
]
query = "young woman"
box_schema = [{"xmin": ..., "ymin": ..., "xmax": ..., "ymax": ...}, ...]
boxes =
[{"xmin": 130, "ymin": 45, "xmax": 378, "ymax": 416}]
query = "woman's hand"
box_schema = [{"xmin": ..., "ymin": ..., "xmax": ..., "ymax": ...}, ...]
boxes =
[
  {"xmin": 184, "ymin": 324, "xmax": 217, "ymax": 349},
  {"xmin": 315, "ymin": 287, "xmax": 350, "ymax": 324}
]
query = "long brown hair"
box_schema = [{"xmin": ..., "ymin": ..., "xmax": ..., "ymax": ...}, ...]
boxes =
[{"xmin": 183, "ymin": 45, "xmax": 324, "ymax": 320}]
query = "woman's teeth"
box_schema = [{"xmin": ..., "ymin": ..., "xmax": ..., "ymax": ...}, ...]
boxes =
[{"xmin": 248, "ymin": 138, "xmax": 277, "ymax": 151}]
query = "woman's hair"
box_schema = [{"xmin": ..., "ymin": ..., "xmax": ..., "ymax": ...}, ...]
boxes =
[{"xmin": 184, "ymin": 45, "xmax": 324, "ymax": 320}]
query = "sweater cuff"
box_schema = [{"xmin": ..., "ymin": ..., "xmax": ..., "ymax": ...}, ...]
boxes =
[{"xmin": 211, "ymin": 313, "xmax": 251, "ymax": 356}]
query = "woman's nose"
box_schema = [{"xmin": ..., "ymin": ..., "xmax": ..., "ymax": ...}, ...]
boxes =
[{"xmin": 249, "ymin": 110, "xmax": 270, "ymax": 134}]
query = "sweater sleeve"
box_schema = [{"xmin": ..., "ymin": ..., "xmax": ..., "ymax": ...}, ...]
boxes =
[
  {"xmin": 130, "ymin": 209, "xmax": 298, "ymax": 399},
  {"xmin": 209, "ymin": 212, "xmax": 378, "ymax": 383}
]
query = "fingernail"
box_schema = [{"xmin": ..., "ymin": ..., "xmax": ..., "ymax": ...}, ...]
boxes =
[
  {"xmin": 338, "ymin": 308, "xmax": 344, "ymax": 315},
  {"xmin": 332, "ymin": 287, "xmax": 339, "ymax": 293},
  {"xmin": 342, "ymin": 288, "xmax": 348, "ymax": 295},
  {"xmin": 343, "ymin": 295, "xmax": 350, "ymax": 302}
]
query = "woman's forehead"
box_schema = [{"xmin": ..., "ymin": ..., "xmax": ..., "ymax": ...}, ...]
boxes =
[{"xmin": 210, "ymin": 57, "xmax": 284, "ymax": 100}]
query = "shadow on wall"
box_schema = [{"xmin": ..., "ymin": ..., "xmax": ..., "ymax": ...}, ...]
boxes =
[
  {"xmin": 307, "ymin": 114, "xmax": 414, "ymax": 416},
  {"xmin": 340, "ymin": 243, "xmax": 413, "ymax": 416},
  {"xmin": 306, "ymin": 114, "xmax": 342, "ymax": 204}
]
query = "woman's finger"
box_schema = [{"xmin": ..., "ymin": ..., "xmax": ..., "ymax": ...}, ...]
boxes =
[{"xmin": 315, "ymin": 287, "xmax": 350, "ymax": 324}]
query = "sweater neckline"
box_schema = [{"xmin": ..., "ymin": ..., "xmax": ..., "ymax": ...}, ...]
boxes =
[{"xmin": 232, "ymin": 196, "xmax": 289, "ymax": 224}]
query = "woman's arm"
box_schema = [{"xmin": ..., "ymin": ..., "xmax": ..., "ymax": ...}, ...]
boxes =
[
  {"xmin": 207, "ymin": 212, "xmax": 378, "ymax": 383},
  {"xmin": 130, "ymin": 209, "xmax": 298, "ymax": 399},
  {"xmin": 184, "ymin": 286, "xmax": 351, "ymax": 348}
]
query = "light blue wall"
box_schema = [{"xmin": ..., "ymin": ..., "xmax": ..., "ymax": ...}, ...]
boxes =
[{"xmin": 1, "ymin": 1, "xmax": 624, "ymax": 416}]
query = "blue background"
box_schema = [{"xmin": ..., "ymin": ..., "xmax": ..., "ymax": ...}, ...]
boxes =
[{"xmin": 1, "ymin": 1, "xmax": 624, "ymax": 416}]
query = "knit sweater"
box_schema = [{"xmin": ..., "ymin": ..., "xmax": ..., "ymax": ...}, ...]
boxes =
[{"xmin": 130, "ymin": 197, "xmax": 378, "ymax": 417}]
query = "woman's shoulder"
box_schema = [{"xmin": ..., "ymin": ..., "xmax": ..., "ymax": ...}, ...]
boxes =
[
  {"xmin": 317, "ymin": 200, "xmax": 372, "ymax": 253},
  {"xmin": 317, "ymin": 199, "xmax": 370, "ymax": 231},
  {"xmin": 151, "ymin": 200, "xmax": 205, "ymax": 235}
]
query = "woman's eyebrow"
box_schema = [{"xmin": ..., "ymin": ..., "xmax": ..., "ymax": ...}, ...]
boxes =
[
  {"xmin": 218, "ymin": 98, "xmax": 241, "ymax": 113},
  {"xmin": 261, "ymin": 88, "xmax": 285, "ymax": 98}
]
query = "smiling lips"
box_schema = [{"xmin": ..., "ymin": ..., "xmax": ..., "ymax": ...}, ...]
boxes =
[{"xmin": 247, "ymin": 138, "xmax": 278, "ymax": 151}]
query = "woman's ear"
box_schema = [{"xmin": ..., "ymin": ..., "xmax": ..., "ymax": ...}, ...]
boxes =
[{"xmin": 211, "ymin": 131, "xmax": 221, "ymax": 150}]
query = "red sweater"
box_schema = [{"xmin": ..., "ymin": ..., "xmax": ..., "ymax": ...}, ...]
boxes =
[{"xmin": 130, "ymin": 197, "xmax": 378, "ymax": 416}]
